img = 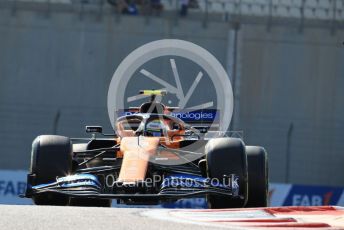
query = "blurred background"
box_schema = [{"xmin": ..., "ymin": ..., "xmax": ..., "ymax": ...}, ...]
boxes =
[{"xmin": 0, "ymin": 0, "xmax": 343, "ymax": 205}]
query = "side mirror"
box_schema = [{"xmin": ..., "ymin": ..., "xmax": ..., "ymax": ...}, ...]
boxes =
[{"xmin": 85, "ymin": 126, "xmax": 103, "ymax": 134}]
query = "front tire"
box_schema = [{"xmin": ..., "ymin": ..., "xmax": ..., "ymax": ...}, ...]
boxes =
[
  {"xmin": 30, "ymin": 135, "xmax": 72, "ymax": 206},
  {"xmin": 206, "ymin": 138, "xmax": 248, "ymax": 209}
]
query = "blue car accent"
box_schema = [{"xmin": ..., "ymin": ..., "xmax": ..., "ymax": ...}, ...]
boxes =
[{"xmin": 32, "ymin": 174, "xmax": 101, "ymax": 192}]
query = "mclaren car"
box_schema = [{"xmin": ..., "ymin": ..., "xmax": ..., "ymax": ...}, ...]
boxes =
[{"xmin": 22, "ymin": 90, "xmax": 268, "ymax": 208}]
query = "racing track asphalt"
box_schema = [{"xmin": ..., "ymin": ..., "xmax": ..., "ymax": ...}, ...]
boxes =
[{"xmin": 0, "ymin": 205, "xmax": 234, "ymax": 230}]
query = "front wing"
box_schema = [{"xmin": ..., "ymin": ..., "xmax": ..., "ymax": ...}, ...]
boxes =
[{"xmin": 22, "ymin": 173, "xmax": 242, "ymax": 202}]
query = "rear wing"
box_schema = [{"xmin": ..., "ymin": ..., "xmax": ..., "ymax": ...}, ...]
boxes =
[{"xmin": 116, "ymin": 108, "xmax": 220, "ymax": 130}]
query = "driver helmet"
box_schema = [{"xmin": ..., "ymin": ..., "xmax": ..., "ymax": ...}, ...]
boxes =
[{"xmin": 146, "ymin": 119, "xmax": 166, "ymax": 137}]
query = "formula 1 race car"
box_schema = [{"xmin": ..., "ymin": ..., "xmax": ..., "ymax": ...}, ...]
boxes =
[{"xmin": 22, "ymin": 90, "xmax": 268, "ymax": 208}]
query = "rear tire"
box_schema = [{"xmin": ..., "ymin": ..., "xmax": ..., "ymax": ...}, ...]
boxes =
[
  {"xmin": 206, "ymin": 138, "xmax": 248, "ymax": 209},
  {"xmin": 30, "ymin": 135, "xmax": 72, "ymax": 206},
  {"xmin": 245, "ymin": 146, "xmax": 269, "ymax": 207}
]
